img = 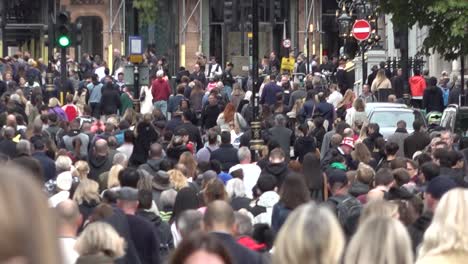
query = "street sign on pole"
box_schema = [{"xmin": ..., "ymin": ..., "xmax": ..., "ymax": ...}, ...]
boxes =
[
  {"xmin": 282, "ymin": 39, "xmax": 291, "ymax": 49},
  {"xmin": 352, "ymin": 19, "xmax": 371, "ymax": 41},
  {"xmin": 129, "ymin": 36, "xmax": 143, "ymax": 64}
]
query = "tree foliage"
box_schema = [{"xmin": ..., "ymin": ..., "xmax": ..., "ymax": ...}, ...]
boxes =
[
  {"xmin": 133, "ymin": 0, "xmax": 158, "ymax": 26},
  {"xmin": 379, "ymin": 0, "xmax": 468, "ymax": 60}
]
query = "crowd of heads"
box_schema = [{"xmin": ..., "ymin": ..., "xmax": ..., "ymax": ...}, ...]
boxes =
[{"xmin": 0, "ymin": 50, "xmax": 467, "ymax": 264}]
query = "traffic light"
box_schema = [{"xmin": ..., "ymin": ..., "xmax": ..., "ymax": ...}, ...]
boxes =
[
  {"xmin": 273, "ymin": 0, "xmax": 282, "ymax": 21},
  {"xmin": 43, "ymin": 25, "xmax": 50, "ymax": 46},
  {"xmin": 224, "ymin": 0, "xmax": 237, "ymax": 25},
  {"xmin": 74, "ymin": 22, "xmax": 82, "ymax": 46},
  {"xmin": 56, "ymin": 11, "xmax": 71, "ymax": 48}
]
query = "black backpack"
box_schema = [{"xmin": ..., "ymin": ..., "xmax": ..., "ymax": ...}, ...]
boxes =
[{"xmin": 329, "ymin": 195, "xmax": 362, "ymax": 236}]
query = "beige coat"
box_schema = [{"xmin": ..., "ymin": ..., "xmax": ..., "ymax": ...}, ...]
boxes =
[{"xmin": 371, "ymin": 78, "xmax": 392, "ymax": 92}]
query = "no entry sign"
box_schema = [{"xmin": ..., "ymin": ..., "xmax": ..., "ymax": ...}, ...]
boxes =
[{"xmin": 352, "ymin": 19, "xmax": 371, "ymax": 41}]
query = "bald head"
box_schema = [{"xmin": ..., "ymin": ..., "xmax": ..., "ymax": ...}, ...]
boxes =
[
  {"xmin": 55, "ymin": 199, "xmax": 81, "ymax": 227},
  {"xmin": 95, "ymin": 139, "xmax": 109, "ymax": 156},
  {"xmin": 149, "ymin": 143, "xmax": 163, "ymax": 159},
  {"xmin": 6, "ymin": 115, "xmax": 16, "ymax": 127},
  {"xmin": 203, "ymin": 200, "xmax": 235, "ymax": 232}
]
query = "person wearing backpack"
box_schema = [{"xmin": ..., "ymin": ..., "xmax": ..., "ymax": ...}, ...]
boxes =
[{"xmin": 326, "ymin": 169, "xmax": 362, "ymax": 238}]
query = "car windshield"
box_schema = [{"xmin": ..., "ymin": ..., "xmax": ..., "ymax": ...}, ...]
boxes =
[{"xmin": 370, "ymin": 111, "xmax": 417, "ymax": 128}]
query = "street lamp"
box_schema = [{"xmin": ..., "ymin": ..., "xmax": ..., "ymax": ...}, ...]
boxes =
[{"xmin": 337, "ymin": 11, "xmax": 353, "ymax": 38}]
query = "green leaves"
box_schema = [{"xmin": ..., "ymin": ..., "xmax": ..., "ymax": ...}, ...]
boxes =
[
  {"xmin": 379, "ymin": 0, "xmax": 468, "ymax": 60},
  {"xmin": 133, "ymin": 0, "xmax": 158, "ymax": 26}
]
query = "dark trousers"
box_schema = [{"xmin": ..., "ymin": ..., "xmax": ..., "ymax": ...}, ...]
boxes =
[{"xmin": 90, "ymin": 102, "xmax": 101, "ymax": 119}]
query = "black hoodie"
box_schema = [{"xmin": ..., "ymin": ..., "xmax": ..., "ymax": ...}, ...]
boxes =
[
  {"xmin": 260, "ymin": 162, "xmax": 289, "ymax": 188},
  {"xmin": 138, "ymin": 159, "xmax": 163, "ymax": 177},
  {"xmin": 88, "ymin": 151, "xmax": 114, "ymax": 181}
]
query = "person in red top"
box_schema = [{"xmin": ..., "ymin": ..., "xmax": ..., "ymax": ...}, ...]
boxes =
[
  {"xmin": 409, "ymin": 68, "xmax": 427, "ymax": 108},
  {"xmin": 62, "ymin": 94, "xmax": 79, "ymax": 122},
  {"xmin": 151, "ymin": 70, "xmax": 171, "ymax": 117}
]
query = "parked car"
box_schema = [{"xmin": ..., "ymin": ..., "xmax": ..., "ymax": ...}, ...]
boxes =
[
  {"xmin": 367, "ymin": 107, "xmax": 426, "ymax": 139},
  {"xmin": 440, "ymin": 104, "xmax": 468, "ymax": 136},
  {"xmin": 365, "ymin": 102, "xmax": 408, "ymax": 115}
]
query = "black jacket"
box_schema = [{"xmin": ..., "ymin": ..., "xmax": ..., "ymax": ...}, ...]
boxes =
[
  {"xmin": 260, "ymin": 162, "xmax": 289, "ymax": 188},
  {"xmin": 211, "ymin": 232, "xmax": 264, "ymax": 264},
  {"xmin": 294, "ymin": 136, "xmax": 317, "ymax": 163},
  {"xmin": 127, "ymin": 214, "xmax": 161, "ymax": 264},
  {"xmin": 104, "ymin": 207, "xmax": 142, "ymax": 264},
  {"xmin": 100, "ymin": 87, "xmax": 121, "ymax": 115},
  {"xmin": 391, "ymin": 75, "xmax": 405, "ymax": 98},
  {"xmin": 231, "ymin": 197, "xmax": 252, "ymax": 211},
  {"xmin": 440, "ymin": 167, "xmax": 468, "ymax": 187},
  {"xmin": 137, "ymin": 209, "xmax": 174, "ymax": 261},
  {"xmin": 363, "ymin": 132, "xmax": 383, "ymax": 152},
  {"xmin": 32, "ymin": 151, "xmax": 56, "ymax": 182},
  {"xmin": 167, "ymin": 144, "xmax": 190, "ymax": 163},
  {"xmin": 210, "ymin": 144, "xmax": 239, "ymax": 172},
  {"xmin": 138, "ymin": 159, "xmax": 163, "ymax": 177},
  {"xmin": 407, "ymin": 211, "xmax": 433, "ymax": 253},
  {"xmin": 201, "ymin": 104, "xmax": 221, "ymax": 130},
  {"xmin": 422, "ymin": 85, "xmax": 444, "ymax": 113},
  {"xmin": 404, "ymin": 131, "xmax": 430, "ymax": 159},
  {"xmin": 0, "ymin": 138, "xmax": 17, "ymax": 159},
  {"xmin": 175, "ymin": 122, "xmax": 203, "ymax": 151},
  {"xmin": 130, "ymin": 123, "xmax": 159, "ymax": 166},
  {"xmin": 88, "ymin": 152, "xmax": 114, "ymax": 181}
]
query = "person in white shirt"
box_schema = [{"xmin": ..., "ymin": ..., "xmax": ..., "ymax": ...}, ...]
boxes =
[
  {"xmin": 229, "ymin": 147, "xmax": 261, "ymax": 198},
  {"xmin": 327, "ymin": 83, "xmax": 343, "ymax": 108},
  {"xmin": 205, "ymin": 56, "xmax": 223, "ymax": 80},
  {"xmin": 94, "ymin": 61, "xmax": 106, "ymax": 80},
  {"xmin": 56, "ymin": 199, "xmax": 82, "ymax": 264}
]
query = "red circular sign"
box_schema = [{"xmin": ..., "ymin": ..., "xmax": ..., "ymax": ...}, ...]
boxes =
[{"xmin": 352, "ymin": 19, "xmax": 371, "ymax": 41}]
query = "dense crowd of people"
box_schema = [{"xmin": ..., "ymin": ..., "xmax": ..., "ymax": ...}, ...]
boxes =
[{"xmin": 0, "ymin": 50, "xmax": 467, "ymax": 264}]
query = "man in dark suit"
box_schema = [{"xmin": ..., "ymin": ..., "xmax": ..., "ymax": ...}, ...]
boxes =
[
  {"xmin": 404, "ymin": 120, "xmax": 431, "ymax": 159},
  {"xmin": 204, "ymin": 201, "xmax": 264, "ymax": 264}
]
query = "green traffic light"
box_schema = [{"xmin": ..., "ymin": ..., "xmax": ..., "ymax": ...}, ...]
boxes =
[{"xmin": 58, "ymin": 35, "xmax": 71, "ymax": 47}]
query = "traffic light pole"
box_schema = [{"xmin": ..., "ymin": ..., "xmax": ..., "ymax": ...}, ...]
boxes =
[
  {"xmin": 249, "ymin": 0, "xmax": 263, "ymax": 156},
  {"xmin": 59, "ymin": 47, "xmax": 67, "ymax": 105}
]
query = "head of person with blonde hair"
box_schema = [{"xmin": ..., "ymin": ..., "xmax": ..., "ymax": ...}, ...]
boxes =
[
  {"xmin": 345, "ymin": 216, "xmax": 413, "ymax": 264},
  {"xmin": 359, "ymin": 200, "xmax": 399, "ymax": 225},
  {"xmin": 418, "ymin": 188, "xmax": 468, "ymax": 261},
  {"xmin": 273, "ymin": 202, "xmax": 345, "ymax": 264},
  {"xmin": 73, "ymin": 179, "xmax": 101, "ymax": 206},
  {"xmin": 107, "ymin": 164, "xmax": 124, "ymax": 189},
  {"xmin": 0, "ymin": 165, "xmax": 61, "ymax": 263},
  {"xmin": 168, "ymin": 169, "xmax": 189, "ymax": 191},
  {"xmin": 74, "ymin": 222, "xmax": 125, "ymax": 260},
  {"xmin": 73, "ymin": 160, "xmax": 90, "ymax": 180}
]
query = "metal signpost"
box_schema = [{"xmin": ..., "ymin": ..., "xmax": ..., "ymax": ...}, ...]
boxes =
[{"xmin": 128, "ymin": 35, "xmax": 143, "ymax": 112}]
